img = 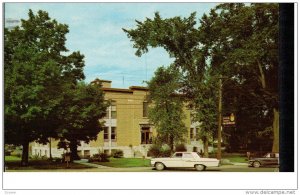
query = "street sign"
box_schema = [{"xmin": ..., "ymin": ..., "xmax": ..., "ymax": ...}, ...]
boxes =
[{"xmin": 223, "ymin": 113, "xmax": 235, "ymax": 126}]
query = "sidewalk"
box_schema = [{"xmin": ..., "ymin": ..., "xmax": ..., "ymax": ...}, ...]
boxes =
[{"xmin": 73, "ymin": 160, "xmax": 110, "ymax": 169}]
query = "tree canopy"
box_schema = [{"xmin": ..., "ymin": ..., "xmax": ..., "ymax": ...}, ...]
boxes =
[
  {"xmin": 147, "ymin": 66, "xmax": 187, "ymax": 151},
  {"xmin": 56, "ymin": 82, "xmax": 108, "ymax": 160},
  {"xmin": 124, "ymin": 3, "xmax": 279, "ymax": 152},
  {"xmin": 4, "ymin": 10, "xmax": 92, "ymax": 165}
]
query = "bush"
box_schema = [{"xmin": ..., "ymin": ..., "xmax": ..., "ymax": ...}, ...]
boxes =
[
  {"xmin": 112, "ymin": 149, "xmax": 123, "ymax": 158},
  {"xmin": 175, "ymin": 143, "xmax": 187, "ymax": 152},
  {"xmin": 147, "ymin": 144, "xmax": 161, "ymax": 157},
  {"xmin": 89, "ymin": 153, "xmax": 110, "ymax": 162},
  {"xmin": 147, "ymin": 144, "xmax": 172, "ymax": 157},
  {"xmin": 160, "ymin": 148, "xmax": 171, "ymax": 157},
  {"xmin": 10, "ymin": 150, "xmax": 22, "ymax": 158}
]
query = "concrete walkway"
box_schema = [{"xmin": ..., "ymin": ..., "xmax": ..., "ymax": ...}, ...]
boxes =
[{"xmin": 73, "ymin": 160, "xmax": 110, "ymax": 169}]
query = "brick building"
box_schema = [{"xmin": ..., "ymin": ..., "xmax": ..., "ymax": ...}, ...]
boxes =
[{"xmin": 30, "ymin": 79, "xmax": 204, "ymax": 158}]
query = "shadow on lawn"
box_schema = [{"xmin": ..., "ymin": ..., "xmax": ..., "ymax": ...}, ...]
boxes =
[{"xmin": 4, "ymin": 159, "xmax": 94, "ymax": 171}]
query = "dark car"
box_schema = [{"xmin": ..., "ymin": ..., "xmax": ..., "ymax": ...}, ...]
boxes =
[{"xmin": 248, "ymin": 153, "xmax": 279, "ymax": 168}]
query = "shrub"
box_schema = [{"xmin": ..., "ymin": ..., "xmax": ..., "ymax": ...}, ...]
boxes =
[
  {"xmin": 10, "ymin": 150, "xmax": 22, "ymax": 158},
  {"xmin": 147, "ymin": 144, "xmax": 161, "ymax": 157},
  {"xmin": 112, "ymin": 149, "xmax": 123, "ymax": 158},
  {"xmin": 160, "ymin": 148, "xmax": 172, "ymax": 157},
  {"xmin": 147, "ymin": 144, "xmax": 172, "ymax": 157},
  {"xmin": 88, "ymin": 153, "xmax": 110, "ymax": 162},
  {"xmin": 175, "ymin": 143, "xmax": 187, "ymax": 152},
  {"xmin": 99, "ymin": 153, "xmax": 109, "ymax": 162}
]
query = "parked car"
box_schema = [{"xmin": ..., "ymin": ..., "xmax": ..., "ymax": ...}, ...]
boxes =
[
  {"xmin": 150, "ymin": 152, "xmax": 220, "ymax": 171},
  {"xmin": 248, "ymin": 153, "xmax": 279, "ymax": 168}
]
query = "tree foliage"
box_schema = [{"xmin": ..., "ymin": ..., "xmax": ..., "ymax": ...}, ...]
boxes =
[
  {"xmin": 124, "ymin": 3, "xmax": 279, "ymax": 152},
  {"xmin": 56, "ymin": 82, "xmax": 108, "ymax": 160},
  {"xmin": 4, "ymin": 10, "xmax": 85, "ymax": 165},
  {"xmin": 146, "ymin": 66, "xmax": 187, "ymax": 151}
]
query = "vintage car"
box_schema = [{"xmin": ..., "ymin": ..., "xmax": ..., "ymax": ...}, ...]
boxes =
[
  {"xmin": 150, "ymin": 152, "xmax": 220, "ymax": 171},
  {"xmin": 248, "ymin": 153, "xmax": 279, "ymax": 168}
]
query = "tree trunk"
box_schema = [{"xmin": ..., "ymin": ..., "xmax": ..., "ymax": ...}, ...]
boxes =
[
  {"xmin": 272, "ymin": 108, "xmax": 279, "ymax": 153},
  {"xmin": 203, "ymin": 137, "xmax": 209, "ymax": 158},
  {"xmin": 21, "ymin": 140, "xmax": 29, "ymax": 166},
  {"xmin": 70, "ymin": 140, "xmax": 80, "ymax": 161},
  {"xmin": 257, "ymin": 60, "xmax": 266, "ymax": 89},
  {"xmin": 169, "ymin": 135, "xmax": 174, "ymax": 152}
]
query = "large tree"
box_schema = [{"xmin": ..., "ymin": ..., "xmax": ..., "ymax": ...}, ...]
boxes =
[
  {"xmin": 124, "ymin": 3, "xmax": 279, "ymax": 153},
  {"xmin": 199, "ymin": 3, "xmax": 279, "ymax": 152},
  {"xmin": 4, "ymin": 10, "xmax": 85, "ymax": 165},
  {"xmin": 57, "ymin": 82, "xmax": 107, "ymax": 161},
  {"xmin": 192, "ymin": 68, "xmax": 218, "ymax": 157},
  {"xmin": 147, "ymin": 66, "xmax": 187, "ymax": 151}
]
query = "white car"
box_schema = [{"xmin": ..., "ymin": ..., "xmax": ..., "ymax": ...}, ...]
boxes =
[{"xmin": 150, "ymin": 152, "xmax": 220, "ymax": 171}]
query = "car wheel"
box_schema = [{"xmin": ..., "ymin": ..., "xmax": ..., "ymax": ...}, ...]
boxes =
[
  {"xmin": 253, "ymin": 161, "xmax": 261, "ymax": 168},
  {"xmin": 195, "ymin": 164, "xmax": 206, "ymax": 171},
  {"xmin": 155, "ymin": 162, "xmax": 165, "ymax": 171}
]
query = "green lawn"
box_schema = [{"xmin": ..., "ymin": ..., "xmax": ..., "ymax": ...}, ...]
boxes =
[
  {"xmin": 5, "ymin": 155, "xmax": 21, "ymax": 161},
  {"xmin": 93, "ymin": 158, "xmax": 151, "ymax": 168},
  {"xmin": 222, "ymin": 153, "xmax": 248, "ymax": 163},
  {"xmin": 4, "ymin": 156, "xmax": 94, "ymax": 171}
]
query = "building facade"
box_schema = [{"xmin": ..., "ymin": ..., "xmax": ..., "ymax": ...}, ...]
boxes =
[{"xmin": 30, "ymin": 79, "xmax": 204, "ymax": 158}]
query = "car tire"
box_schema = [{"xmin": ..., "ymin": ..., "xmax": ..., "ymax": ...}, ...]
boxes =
[
  {"xmin": 195, "ymin": 164, "xmax": 206, "ymax": 171},
  {"xmin": 253, "ymin": 161, "xmax": 261, "ymax": 168},
  {"xmin": 155, "ymin": 162, "xmax": 165, "ymax": 171}
]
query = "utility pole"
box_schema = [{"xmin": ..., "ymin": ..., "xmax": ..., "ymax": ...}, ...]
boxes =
[{"xmin": 217, "ymin": 77, "xmax": 222, "ymax": 160}]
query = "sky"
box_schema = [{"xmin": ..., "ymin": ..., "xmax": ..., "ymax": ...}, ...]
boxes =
[{"xmin": 4, "ymin": 2, "xmax": 217, "ymax": 88}]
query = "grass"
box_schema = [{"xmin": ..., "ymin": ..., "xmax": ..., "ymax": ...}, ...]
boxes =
[
  {"xmin": 93, "ymin": 158, "xmax": 151, "ymax": 168},
  {"xmin": 4, "ymin": 156, "xmax": 94, "ymax": 171},
  {"xmin": 222, "ymin": 153, "xmax": 248, "ymax": 163},
  {"xmin": 5, "ymin": 155, "xmax": 21, "ymax": 161}
]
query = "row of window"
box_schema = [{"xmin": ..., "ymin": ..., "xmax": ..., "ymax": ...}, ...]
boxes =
[
  {"xmin": 103, "ymin": 127, "xmax": 117, "ymax": 141},
  {"xmin": 103, "ymin": 126, "xmax": 153, "ymax": 144},
  {"xmin": 103, "ymin": 101, "xmax": 149, "ymax": 119},
  {"xmin": 103, "ymin": 127, "xmax": 198, "ymax": 142}
]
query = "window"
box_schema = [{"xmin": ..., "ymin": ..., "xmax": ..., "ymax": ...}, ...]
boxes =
[
  {"xmin": 104, "ymin": 127, "xmax": 117, "ymax": 141},
  {"xmin": 143, "ymin": 101, "xmax": 148, "ymax": 117},
  {"xmin": 190, "ymin": 128, "xmax": 194, "ymax": 139},
  {"xmin": 111, "ymin": 127, "xmax": 117, "ymax": 141},
  {"xmin": 104, "ymin": 108, "xmax": 109, "ymax": 118},
  {"xmin": 84, "ymin": 150, "xmax": 90, "ymax": 158},
  {"xmin": 141, "ymin": 127, "xmax": 152, "ymax": 144},
  {"xmin": 183, "ymin": 153, "xmax": 194, "ymax": 159},
  {"xmin": 196, "ymin": 128, "xmax": 200, "ymax": 140},
  {"xmin": 111, "ymin": 101, "xmax": 117, "ymax": 119},
  {"xmin": 173, "ymin": 153, "xmax": 183, "ymax": 158},
  {"xmin": 104, "ymin": 127, "xmax": 109, "ymax": 140}
]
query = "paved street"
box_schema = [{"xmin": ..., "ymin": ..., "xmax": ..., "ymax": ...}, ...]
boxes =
[{"xmin": 6, "ymin": 164, "xmax": 279, "ymax": 172}]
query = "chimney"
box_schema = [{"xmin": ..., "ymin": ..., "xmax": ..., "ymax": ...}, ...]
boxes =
[{"xmin": 91, "ymin": 78, "xmax": 112, "ymax": 88}]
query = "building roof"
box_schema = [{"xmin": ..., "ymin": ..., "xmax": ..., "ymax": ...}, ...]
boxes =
[
  {"xmin": 91, "ymin": 78, "xmax": 112, "ymax": 84},
  {"xmin": 102, "ymin": 86, "xmax": 148, "ymax": 94},
  {"xmin": 102, "ymin": 87, "xmax": 133, "ymax": 93},
  {"xmin": 129, "ymin": 86, "xmax": 148, "ymax": 91}
]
